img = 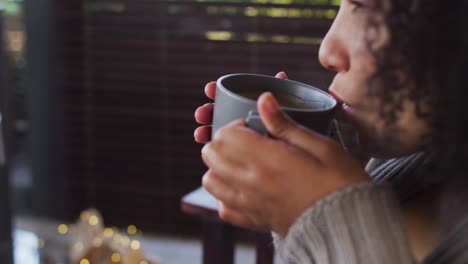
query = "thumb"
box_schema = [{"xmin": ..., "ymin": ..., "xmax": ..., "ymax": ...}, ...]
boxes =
[{"xmin": 257, "ymin": 92, "xmax": 331, "ymax": 155}]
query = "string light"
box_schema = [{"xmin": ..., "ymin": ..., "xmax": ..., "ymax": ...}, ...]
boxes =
[
  {"xmin": 130, "ymin": 240, "xmax": 141, "ymax": 250},
  {"xmin": 127, "ymin": 225, "xmax": 137, "ymax": 235},
  {"xmin": 104, "ymin": 227, "xmax": 114, "ymax": 237},
  {"xmin": 89, "ymin": 215, "xmax": 99, "ymax": 226},
  {"xmin": 111, "ymin": 252, "xmax": 121, "ymax": 262},
  {"xmin": 70, "ymin": 209, "xmax": 159, "ymax": 264},
  {"xmin": 57, "ymin": 224, "xmax": 68, "ymax": 234}
]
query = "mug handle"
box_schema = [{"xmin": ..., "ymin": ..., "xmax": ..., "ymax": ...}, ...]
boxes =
[{"xmin": 245, "ymin": 111, "xmax": 269, "ymax": 136}]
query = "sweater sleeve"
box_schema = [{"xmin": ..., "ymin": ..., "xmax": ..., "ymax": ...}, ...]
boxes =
[{"xmin": 273, "ymin": 183, "xmax": 416, "ymax": 264}]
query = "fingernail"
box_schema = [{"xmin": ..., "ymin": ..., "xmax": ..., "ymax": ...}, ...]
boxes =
[{"xmin": 264, "ymin": 92, "xmax": 280, "ymax": 113}]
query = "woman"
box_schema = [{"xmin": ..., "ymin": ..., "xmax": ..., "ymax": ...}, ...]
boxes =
[{"xmin": 194, "ymin": 0, "xmax": 468, "ymax": 262}]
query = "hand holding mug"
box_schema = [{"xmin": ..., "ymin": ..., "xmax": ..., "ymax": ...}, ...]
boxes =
[
  {"xmin": 201, "ymin": 93, "xmax": 370, "ymax": 236},
  {"xmin": 195, "ymin": 72, "xmax": 369, "ymax": 236}
]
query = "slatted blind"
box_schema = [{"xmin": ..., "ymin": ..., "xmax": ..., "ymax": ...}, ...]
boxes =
[{"xmin": 58, "ymin": 0, "xmax": 337, "ymax": 234}]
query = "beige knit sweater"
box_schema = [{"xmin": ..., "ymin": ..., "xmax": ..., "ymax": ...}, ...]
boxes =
[
  {"xmin": 274, "ymin": 183, "xmax": 415, "ymax": 263},
  {"xmin": 274, "ymin": 153, "xmax": 468, "ymax": 263}
]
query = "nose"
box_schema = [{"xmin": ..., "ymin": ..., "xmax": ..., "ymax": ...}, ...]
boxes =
[{"xmin": 319, "ymin": 22, "xmax": 350, "ymax": 73}]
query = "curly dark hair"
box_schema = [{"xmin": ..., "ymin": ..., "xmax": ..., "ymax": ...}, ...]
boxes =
[{"xmin": 370, "ymin": 0, "xmax": 468, "ymax": 233}]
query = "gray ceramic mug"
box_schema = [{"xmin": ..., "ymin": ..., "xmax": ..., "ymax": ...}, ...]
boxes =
[{"xmin": 213, "ymin": 73, "xmax": 338, "ymax": 137}]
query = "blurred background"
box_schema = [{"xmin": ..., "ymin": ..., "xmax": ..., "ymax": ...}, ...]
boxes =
[{"xmin": 1, "ymin": 0, "xmax": 337, "ymax": 263}]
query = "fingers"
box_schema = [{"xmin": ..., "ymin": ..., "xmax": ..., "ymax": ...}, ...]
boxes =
[
  {"xmin": 194, "ymin": 102, "xmax": 214, "ymax": 143},
  {"xmin": 275, "ymin": 71, "xmax": 288, "ymax": 80},
  {"xmin": 195, "ymin": 103, "xmax": 214, "ymax": 124},
  {"xmin": 202, "ymin": 132, "xmax": 249, "ymax": 177},
  {"xmin": 202, "ymin": 171, "xmax": 257, "ymax": 228},
  {"xmin": 218, "ymin": 202, "xmax": 254, "ymax": 228},
  {"xmin": 202, "ymin": 170, "xmax": 236, "ymax": 202},
  {"xmin": 194, "ymin": 84, "xmax": 215, "ymax": 144},
  {"xmin": 257, "ymin": 92, "xmax": 335, "ymax": 159},
  {"xmin": 194, "ymin": 126, "xmax": 212, "ymax": 143},
  {"xmin": 204, "ymin": 81, "xmax": 217, "ymax": 99},
  {"xmin": 202, "ymin": 170, "xmax": 244, "ymax": 209},
  {"xmin": 203, "ymin": 119, "xmax": 269, "ymax": 185},
  {"xmin": 201, "ymin": 139, "xmax": 246, "ymax": 183},
  {"xmin": 194, "ymin": 82, "xmax": 216, "ymax": 144},
  {"xmin": 211, "ymin": 119, "xmax": 264, "ymax": 159}
]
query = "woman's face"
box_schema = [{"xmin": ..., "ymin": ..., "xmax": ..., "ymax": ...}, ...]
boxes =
[{"xmin": 319, "ymin": 0, "xmax": 429, "ymax": 158}]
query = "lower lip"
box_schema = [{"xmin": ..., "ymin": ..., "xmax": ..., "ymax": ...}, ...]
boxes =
[
  {"xmin": 329, "ymin": 91, "xmax": 351, "ymax": 110},
  {"xmin": 328, "ymin": 91, "xmax": 354, "ymax": 115}
]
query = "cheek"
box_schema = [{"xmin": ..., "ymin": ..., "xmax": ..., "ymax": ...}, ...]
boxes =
[
  {"xmin": 333, "ymin": 57, "xmax": 377, "ymax": 108},
  {"xmin": 394, "ymin": 100, "xmax": 431, "ymax": 149}
]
